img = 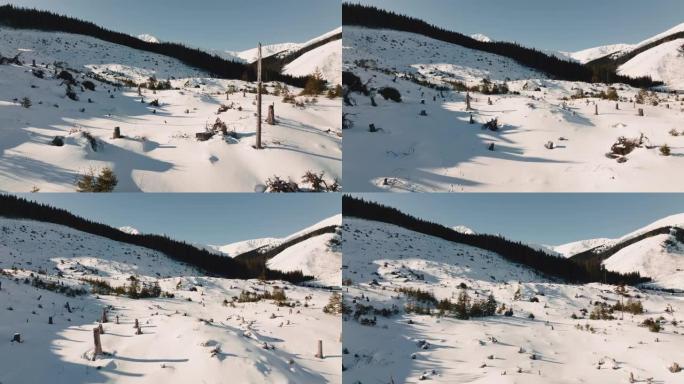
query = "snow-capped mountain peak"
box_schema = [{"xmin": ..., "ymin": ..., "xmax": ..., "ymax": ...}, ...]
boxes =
[
  {"xmin": 137, "ymin": 33, "xmax": 160, "ymax": 43},
  {"xmin": 470, "ymin": 33, "xmax": 492, "ymax": 43},
  {"xmin": 118, "ymin": 225, "xmax": 140, "ymax": 235}
]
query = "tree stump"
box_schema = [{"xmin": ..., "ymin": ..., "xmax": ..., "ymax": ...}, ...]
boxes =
[
  {"xmin": 616, "ymin": 103, "xmax": 619, "ymax": 110},
  {"xmin": 638, "ymin": 108, "xmax": 644, "ymax": 116},
  {"xmin": 11, "ymin": 333, "xmax": 21, "ymax": 343},
  {"xmin": 315, "ymin": 339, "xmax": 323, "ymax": 359},
  {"xmin": 65, "ymin": 302, "xmax": 71, "ymax": 313},
  {"xmin": 369, "ymin": 123, "xmax": 377, "ymax": 133},
  {"xmin": 488, "ymin": 143, "xmax": 495, "ymax": 151},
  {"xmin": 134, "ymin": 319, "xmax": 139, "ymax": 328},
  {"xmin": 32, "ymin": 59, "xmax": 36, "ymax": 67},
  {"xmin": 419, "ymin": 110, "xmax": 427, "ymax": 116},
  {"xmin": 488, "ymin": 97, "xmax": 492, "ymax": 105},
  {"xmin": 594, "ymin": 104, "xmax": 598, "ymax": 115},
  {"xmin": 98, "ymin": 323, "xmax": 104, "ymax": 335},
  {"xmin": 136, "ymin": 326, "xmax": 143, "ymax": 335},
  {"xmin": 420, "ymin": 99, "xmax": 425, "ymax": 104},
  {"xmin": 116, "ymin": 315, "xmax": 119, "ymax": 324},
  {"xmin": 102, "ymin": 309, "xmax": 108, "ymax": 323},
  {"xmin": 469, "ymin": 114, "xmax": 474, "ymax": 124},
  {"xmin": 266, "ymin": 104, "xmax": 275, "ymax": 125},
  {"xmin": 466, "ymin": 93, "xmax": 471, "ymax": 110},
  {"xmin": 48, "ymin": 316, "xmax": 53, "ymax": 325},
  {"xmin": 93, "ymin": 328, "xmax": 102, "ymax": 359}
]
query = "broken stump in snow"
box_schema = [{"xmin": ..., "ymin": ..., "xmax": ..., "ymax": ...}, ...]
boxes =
[
  {"xmin": 93, "ymin": 328, "xmax": 103, "ymax": 359},
  {"xmin": 11, "ymin": 333, "xmax": 21, "ymax": 343},
  {"xmin": 315, "ymin": 339, "xmax": 323, "ymax": 359}
]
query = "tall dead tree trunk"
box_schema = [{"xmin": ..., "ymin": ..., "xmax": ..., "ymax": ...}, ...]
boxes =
[
  {"xmin": 594, "ymin": 104, "xmax": 598, "ymax": 115},
  {"xmin": 255, "ymin": 42, "xmax": 263, "ymax": 149}
]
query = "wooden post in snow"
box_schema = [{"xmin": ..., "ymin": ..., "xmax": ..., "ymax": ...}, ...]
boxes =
[
  {"xmin": 98, "ymin": 323, "xmax": 105, "ymax": 335},
  {"xmin": 101, "ymin": 308, "xmax": 108, "ymax": 323},
  {"xmin": 93, "ymin": 328, "xmax": 103, "ymax": 358},
  {"xmin": 255, "ymin": 42, "xmax": 263, "ymax": 149},
  {"xmin": 638, "ymin": 108, "xmax": 644, "ymax": 116},
  {"xmin": 48, "ymin": 316, "xmax": 53, "ymax": 325},
  {"xmin": 594, "ymin": 104, "xmax": 598, "ymax": 115},
  {"xmin": 134, "ymin": 319, "xmax": 139, "ymax": 329},
  {"xmin": 315, "ymin": 339, "xmax": 323, "ymax": 359}
]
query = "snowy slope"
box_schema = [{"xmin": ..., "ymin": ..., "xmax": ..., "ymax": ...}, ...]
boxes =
[
  {"xmin": 342, "ymin": 217, "xmax": 684, "ymax": 384},
  {"xmin": 566, "ymin": 22, "xmax": 684, "ymax": 89},
  {"xmin": 0, "ymin": 216, "xmax": 341, "ymax": 384},
  {"xmin": 565, "ymin": 43, "xmax": 634, "ymax": 64},
  {"xmin": 0, "ymin": 26, "xmax": 341, "ymax": 192},
  {"xmin": 344, "ymin": 26, "xmax": 684, "ymax": 192},
  {"xmin": 267, "ymin": 230, "xmax": 341, "ymax": 287},
  {"xmin": 283, "ymin": 39, "xmax": 341, "ymax": 85},
  {"xmin": 213, "ymin": 215, "xmax": 342, "ymax": 286},
  {"xmin": 553, "ymin": 238, "xmax": 611, "ymax": 257},
  {"xmin": 618, "ymin": 38, "xmax": 684, "ymax": 90},
  {"xmin": 558, "ymin": 214, "xmax": 684, "ymax": 289}
]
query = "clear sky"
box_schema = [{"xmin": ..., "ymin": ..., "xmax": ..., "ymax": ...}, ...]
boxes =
[
  {"xmin": 350, "ymin": 193, "xmax": 684, "ymax": 246},
  {"xmin": 350, "ymin": 0, "xmax": 684, "ymax": 51},
  {"xmin": 1, "ymin": 0, "xmax": 341, "ymax": 51},
  {"xmin": 16, "ymin": 193, "xmax": 340, "ymax": 246}
]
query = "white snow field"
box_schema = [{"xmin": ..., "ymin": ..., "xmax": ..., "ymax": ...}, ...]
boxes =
[
  {"xmin": 0, "ymin": 26, "xmax": 341, "ymax": 192},
  {"xmin": 343, "ymin": 26, "xmax": 684, "ymax": 192},
  {"xmin": 342, "ymin": 217, "xmax": 684, "ymax": 384},
  {"xmin": 0, "ymin": 217, "xmax": 342, "ymax": 383}
]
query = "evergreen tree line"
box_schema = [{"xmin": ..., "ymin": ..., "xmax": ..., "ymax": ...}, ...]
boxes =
[
  {"xmin": 342, "ymin": 3, "xmax": 661, "ymax": 88},
  {"xmin": 342, "ymin": 195, "xmax": 650, "ymax": 286},
  {"xmin": 0, "ymin": 5, "xmax": 309, "ymax": 87},
  {"xmin": 0, "ymin": 194, "xmax": 312, "ymax": 284}
]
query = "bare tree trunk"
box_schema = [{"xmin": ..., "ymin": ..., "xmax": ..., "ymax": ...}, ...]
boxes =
[
  {"xmin": 256, "ymin": 42, "xmax": 263, "ymax": 149},
  {"xmin": 594, "ymin": 104, "xmax": 598, "ymax": 115},
  {"xmin": 638, "ymin": 108, "xmax": 644, "ymax": 116},
  {"xmin": 98, "ymin": 323, "xmax": 104, "ymax": 335},
  {"xmin": 93, "ymin": 328, "xmax": 103, "ymax": 359}
]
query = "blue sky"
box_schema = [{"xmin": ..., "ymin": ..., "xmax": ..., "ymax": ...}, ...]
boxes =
[
  {"xmin": 17, "ymin": 194, "xmax": 340, "ymax": 246},
  {"xmin": 350, "ymin": 194, "xmax": 684, "ymax": 246},
  {"xmin": 351, "ymin": 0, "xmax": 684, "ymax": 51},
  {"xmin": 2, "ymin": 0, "xmax": 341, "ymax": 51}
]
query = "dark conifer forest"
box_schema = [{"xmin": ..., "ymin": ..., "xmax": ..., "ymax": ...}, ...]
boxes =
[
  {"xmin": 342, "ymin": 195, "xmax": 651, "ymax": 286},
  {"xmin": 0, "ymin": 5, "xmax": 309, "ymax": 87},
  {"xmin": 342, "ymin": 3, "xmax": 661, "ymax": 88},
  {"xmin": 0, "ymin": 194, "xmax": 313, "ymax": 283}
]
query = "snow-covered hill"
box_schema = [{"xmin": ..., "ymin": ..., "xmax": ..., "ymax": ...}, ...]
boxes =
[
  {"xmin": 565, "ymin": 22, "xmax": 684, "ymax": 89},
  {"xmin": 227, "ymin": 27, "xmax": 342, "ymax": 84},
  {"xmin": 0, "ymin": 26, "xmax": 341, "ymax": 192},
  {"xmin": 343, "ymin": 26, "xmax": 684, "ymax": 192},
  {"xmin": 214, "ymin": 215, "xmax": 342, "ymax": 286},
  {"xmin": 342, "ymin": 217, "xmax": 684, "ymax": 384},
  {"xmin": 556, "ymin": 214, "xmax": 684, "ymax": 289},
  {"xmin": 0, "ymin": 216, "xmax": 341, "ymax": 383}
]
